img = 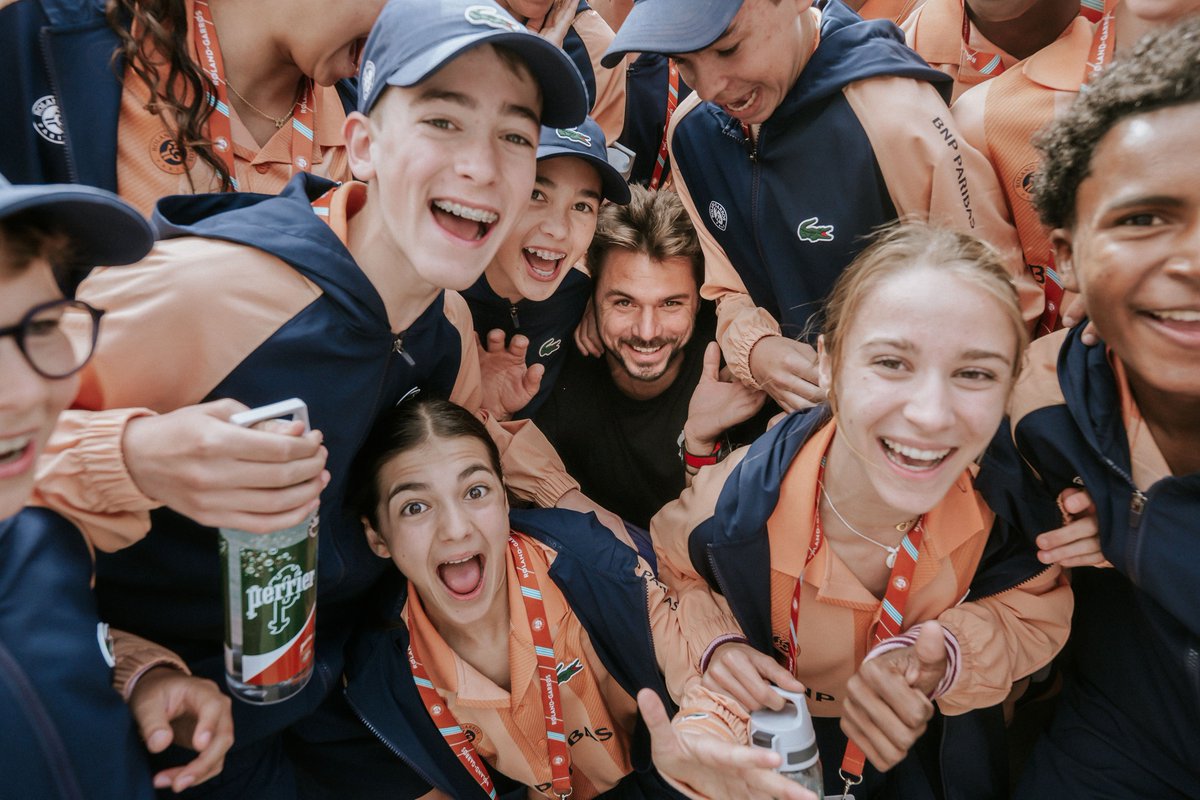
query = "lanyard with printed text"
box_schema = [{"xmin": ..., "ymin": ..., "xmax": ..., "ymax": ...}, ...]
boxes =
[
  {"xmin": 408, "ymin": 535, "xmax": 573, "ymax": 800},
  {"xmin": 192, "ymin": 0, "xmax": 316, "ymax": 189},
  {"xmin": 1037, "ymin": 0, "xmax": 1118, "ymax": 335},
  {"xmin": 959, "ymin": 1, "xmax": 1007, "ymax": 81},
  {"xmin": 649, "ymin": 59, "xmax": 680, "ymax": 191},
  {"xmin": 786, "ymin": 456, "xmax": 926, "ymax": 796}
]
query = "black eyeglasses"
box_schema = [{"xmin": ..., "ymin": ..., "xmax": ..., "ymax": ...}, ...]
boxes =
[{"xmin": 0, "ymin": 298, "xmax": 104, "ymax": 379}]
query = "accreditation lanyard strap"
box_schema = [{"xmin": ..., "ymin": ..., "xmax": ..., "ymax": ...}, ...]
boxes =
[
  {"xmin": 408, "ymin": 535, "xmax": 573, "ymax": 800},
  {"xmin": 192, "ymin": 0, "xmax": 316, "ymax": 189},
  {"xmin": 649, "ymin": 59, "xmax": 680, "ymax": 191},
  {"xmin": 1037, "ymin": 0, "xmax": 1118, "ymax": 335},
  {"xmin": 786, "ymin": 457, "xmax": 926, "ymax": 794},
  {"xmin": 959, "ymin": 1, "xmax": 1007, "ymax": 80}
]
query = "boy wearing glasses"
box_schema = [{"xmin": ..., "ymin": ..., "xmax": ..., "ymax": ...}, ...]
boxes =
[{"xmin": 0, "ymin": 174, "xmax": 232, "ymax": 797}]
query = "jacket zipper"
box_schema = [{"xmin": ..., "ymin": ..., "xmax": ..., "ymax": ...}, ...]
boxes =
[
  {"xmin": 1088, "ymin": 446, "xmax": 1149, "ymax": 584},
  {"xmin": 38, "ymin": 28, "xmax": 80, "ymax": 183},
  {"xmin": 344, "ymin": 691, "xmax": 440, "ymax": 791},
  {"xmin": 743, "ymin": 123, "xmax": 759, "ymax": 164},
  {"xmin": 966, "ymin": 564, "xmax": 1054, "ymax": 603},
  {"xmin": 392, "ymin": 332, "xmax": 416, "ymax": 366},
  {"xmin": 509, "ymin": 304, "xmax": 521, "ymax": 330},
  {"xmin": 0, "ymin": 640, "xmax": 86, "ymax": 800}
]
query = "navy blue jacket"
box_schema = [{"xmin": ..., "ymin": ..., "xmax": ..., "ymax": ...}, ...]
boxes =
[
  {"xmin": 461, "ymin": 269, "xmax": 591, "ymax": 419},
  {"xmin": 0, "ymin": 0, "xmax": 354, "ymax": 191},
  {"xmin": 669, "ymin": 0, "xmax": 950, "ymax": 338},
  {"xmin": 0, "ymin": 508, "xmax": 153, "ymax": 800},
  {"xmin": 617, "ymin": 53, "xmax": 692, "ymax": 188},
  {"xmin": 0, "ymin": 0, "xmax": 124, "ymax": 188},
  {"xmin": 94, "ymin": 174, "xmax": 468, "ymax": 745},
  {"xmin": 978, "ymin": 329, "xmax": 1200, "ymax": 798},
  {"xmin": 342, "ymin": 508, "xmax": 684, "ymax": 799},
  {"xmin": 685, "ymin": 409, "xmax": 1046, "ymax": 799}
]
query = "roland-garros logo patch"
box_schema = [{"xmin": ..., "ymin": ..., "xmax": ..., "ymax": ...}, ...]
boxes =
[{"xmin": 465, "ymin": 5, "xmax": 524, "ymax": 32}]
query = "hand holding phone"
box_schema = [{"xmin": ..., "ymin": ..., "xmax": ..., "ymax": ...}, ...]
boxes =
[{"xmin": 123, "ymin": 398, "xmax": 328, "ymax": 533}]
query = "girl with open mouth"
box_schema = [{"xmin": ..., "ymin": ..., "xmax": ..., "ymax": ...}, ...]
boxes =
[
  {"xmin": 338, "ymin": 397, "xmax": 813, "ymax": 800},
  {"xmin": 651, "ymin": 221, "xmax": 1076, "ymax": 799}
]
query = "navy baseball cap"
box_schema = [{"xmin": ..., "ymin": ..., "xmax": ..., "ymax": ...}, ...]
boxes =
[
  {"xmin": 357, "ymin": 0, "xmax": 589, "ymax": 129},
  {"xmin": 602, "ymin": 0, "xmax": 743, "ymax": 68},
  {"xmin": 537, "ymin": 117, "xmax": 631, "ymax": 205},
  {"xmin": 0, "ymin": 174, "xmax": 154, "ymax": 276}
]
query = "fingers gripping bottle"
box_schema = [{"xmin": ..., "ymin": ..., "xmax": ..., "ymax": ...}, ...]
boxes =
[
  {"xmin": 219, "ymin": 399, "xmax": 318, "ymax": 704},
  {"xmin": 749, "ymin": 687, "xmax": 825, "ymax": 795}
]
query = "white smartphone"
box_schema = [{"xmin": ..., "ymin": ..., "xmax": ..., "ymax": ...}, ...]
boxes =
[{"xmin": 229, "ymin": 398, "xmax": 310, "ymax": 433}]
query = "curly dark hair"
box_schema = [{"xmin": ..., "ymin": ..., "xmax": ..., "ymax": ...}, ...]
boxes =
[
  {"xmin": 106, "ymin": 0, "xmax": 233, "ymax": 191},
  {"xmin": 1033, "ymin": 17, "xmax": 1200, "ymax": 230}
]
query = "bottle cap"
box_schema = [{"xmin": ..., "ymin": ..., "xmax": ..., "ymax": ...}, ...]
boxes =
[{"xmin": 749, "ymin": 688, "xmax": 820, "ymax": 773}]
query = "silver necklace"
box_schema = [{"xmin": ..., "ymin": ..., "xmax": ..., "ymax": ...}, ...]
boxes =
[{"xmin": 819, "ymin": 484, "xmax": 912, "ymax": 569}]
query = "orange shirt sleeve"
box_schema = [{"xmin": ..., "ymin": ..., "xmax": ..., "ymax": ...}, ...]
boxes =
[
  {"xmin": 651, "ymin": 449, "xmax": 753, "ymax": 666},
  {"xmin": 35, "ymin": 238, "xmax": 321, "ymax": 552},
  {"xmin": 845, "ymin": 76, "xmax": 1042, "ymax": 328}
]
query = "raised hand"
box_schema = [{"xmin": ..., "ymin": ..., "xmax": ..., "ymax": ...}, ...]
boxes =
[
  {"xmin": 682, "ymin": 342, "xmax": 767, "ymax": 455},
  {"xmin": 639, "ymin": 689, "xmax": 817, "ymax": 800},
  {"xmin": 477, "ymin": 330, "xmax": 545, "ymax": 422},
  {"xmin": 527, "ymin": 0, "xmax": 576, "ymax": 47},
  {"xmin": 841, "ymin": 622, "xmax": 948, "ymax": 771}
]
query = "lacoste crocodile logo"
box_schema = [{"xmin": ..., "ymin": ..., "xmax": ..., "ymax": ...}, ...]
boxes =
[
  {"xmin": 555, "ymin": 128, "xmax": 592, "ymax": 147},
  {"xmin": 796, "ymin": 216, "xmax": 835, "ymax": 243},
  {"xmin": 465, "ymin": 5, "xmax": 523, "ymax": 31},
  {"xmin": 556, "ymin": 658, "xmax": 584, "ymax": 684},
  {"xmin": 538, "ymin": 338, "xmax": 562, "ymax": 358}
]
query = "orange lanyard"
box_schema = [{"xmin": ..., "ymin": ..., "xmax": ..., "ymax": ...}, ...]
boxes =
[
  {"xmin": 192, "ymin": 0, "xmax": 316, "ymax": 189},
  {"xmin": 1082, "ymin": 1, "xmax": 1117, "ymax": 84},
  {"xmin": 961, "ymin": 0, "xmax": 1112, "ymax": 83},
  {"xmin": 1037, "ymin": 1, "xmax": 1118, "ymax": 336},
  {"xmin": 959, "ymin": 1, "xmax": 1007, "ymax": 79},
  {"xmin": 786, "ymin": 457, "xmax": 926, "ymax": 794},
  {"xmin": 408, "ymin": 535, "xmax": 573, "ymax": 800},
  {"xmin": 649, "ymin": 59, "xmax": 680, "ymax": 191}
]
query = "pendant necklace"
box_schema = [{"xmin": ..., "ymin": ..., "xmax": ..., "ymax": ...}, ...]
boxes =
[{"xmin": 819, "ymin": 484, "xmax": 914, "ymax": 569}]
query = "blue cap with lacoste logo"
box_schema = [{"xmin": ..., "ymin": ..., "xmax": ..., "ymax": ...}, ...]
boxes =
[
  {"xmin": 601, "ymin": 0, "xmax": 743, "ymax": 68},
  {"xmin": 0, "ymin": 173, "xmax": 154, "ymax": 276},
  {"xmin": 537, "ymin": 117, "xmax": 631, "ymax": 204},
  {"xmin": 356, "ymin": 0, "xmax": 589, "ymax": 129}
]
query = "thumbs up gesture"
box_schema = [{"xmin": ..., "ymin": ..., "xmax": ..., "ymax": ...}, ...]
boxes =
[{"xmin": 840, "ymin": 622, "xmax": 950, "ymax": 772}]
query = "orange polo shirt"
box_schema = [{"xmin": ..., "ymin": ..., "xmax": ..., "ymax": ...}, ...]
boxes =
[
  {"xmin": 115, "ymin": 0, "xmax": 350, "ymax": 216},
  {"xmin": 902, "ymin": 0, "xmax": 1021, "ymax": 102},
  {"xmin": 760, "ymin": 422, "xmax": 997, "ymax": 717},
  {"xmin": 953, "ymin": 16, "xmax": 1104, "ymax": 331},
  {"xmin": 653, "ymin": 418, "xmax": 1071, "ymax": 730},
  {"xmin": 403, "ymin": 533, "xmax": 638, "ymax": 799}
]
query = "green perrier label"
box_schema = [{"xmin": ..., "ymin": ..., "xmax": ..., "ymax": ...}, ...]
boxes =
[{"xmin": 223, "ymin": 514, "xmax": 318, "ymax": 687}]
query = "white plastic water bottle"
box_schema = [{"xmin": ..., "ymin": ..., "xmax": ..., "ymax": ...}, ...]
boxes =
[
  {"xmin": 749, "ymin": 687, "xmax": 825, "ymax": 794},
  {"xmin": 219, "ymin": 399, "xmax": 318, "ymax": 704}
]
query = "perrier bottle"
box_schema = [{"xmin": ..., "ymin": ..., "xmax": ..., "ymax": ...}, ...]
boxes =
[{"xmin": 219, "ymin": 399, "xmax": 319, "ymax": 704}]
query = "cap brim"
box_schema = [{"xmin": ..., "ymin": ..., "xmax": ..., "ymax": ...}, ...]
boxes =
[
  {"xmin": 386, "ymin": 31, "xmax": 588, "ymax": 129},
  {"xmin": 0, "ymin": 184, "xmax": 154, "ymax": 269},
  {"xmin": 601, "ymin": 0, "xmax": 742, "ymax": 68},
  {"xmin": 537, "ymin": 147, "xmax": 631, "ymax": 205}
]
